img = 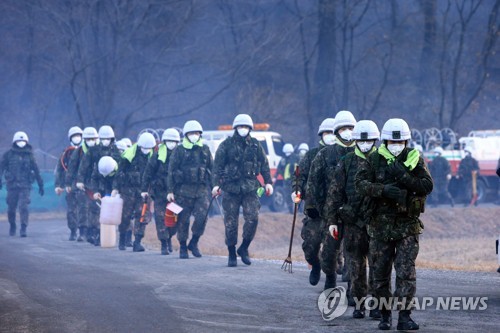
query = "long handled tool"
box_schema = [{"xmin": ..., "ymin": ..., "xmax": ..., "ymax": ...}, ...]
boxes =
[
  {"xmin": 202, "ymin": 194, "xmax": 217, "ymax": 224},
  {"xmin": 469, "ymin": 170, "xmax": 478, "ymax": 206},
  {"xmin": 281, "ymin": 166, "xmax": 300, "ymax": 273}
]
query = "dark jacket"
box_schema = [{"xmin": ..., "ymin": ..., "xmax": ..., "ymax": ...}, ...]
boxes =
[
  {"xmin": 0, "ymin": 143, "xmax": 43, "ymax": 190},
  {"xmin": 142, "ymin": 144, "xmax": 174, "ymax": 198},
  {"xmin": 113, "ymin": 145, "xmax": 151, "ymax": 194},
  {"xmin": 55, "ymin": 146, "xmax": 78, "ymax": 188}
]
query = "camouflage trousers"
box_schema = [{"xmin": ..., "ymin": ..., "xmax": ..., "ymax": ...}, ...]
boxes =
[
  {"xmin": 119, "ymin": 190, "xmax": 148, "ymax": 237},
  {"xmin": 65, "ymin": 190, "xmax": 78, "ymax": 231},
  {"xmin": 153, "ymin": 193, "xmax": 170, "ymax": 241},
  {"xmin": 320, "ymin": 223, "xmax": 343, "ymax": 276},
  {"xmin": 344, "ymin": 224, "xmax": 374, "ymax": 300},
  {"xmin": 74, "ymin": 190, "xmax": 89, "ymax": 229},
  {"xmin": 429, "ymin": 179, "xmax": 453, "ymax": 205},
  {"xmin": 222, "ymin": 191, "xmax": 260, "ymax": 247},
  {"xmin": 88, "ymin": 194, "xmax": 100, "ymax": 229},
  {"xmin": 369, "ymin": 234, "xmax": 419, "ymax": 310},
  {"xmin": 300, "ymin": 215, "xmax": 323, "ymax": 265},
  {"xmin": 6, "ymin": 187, "xmax": 31, "ymax": 226},
  {"xmin": 175, "ymin": 194, "xmax": 210, "ymax": 243}
]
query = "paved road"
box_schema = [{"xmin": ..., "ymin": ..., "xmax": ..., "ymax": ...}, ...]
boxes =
[{"xmin": 0, "ymin": 220, "xmax": 499, "ymax": 333}]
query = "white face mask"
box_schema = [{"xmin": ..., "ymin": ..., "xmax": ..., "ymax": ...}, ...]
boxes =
[
  {"xmin": 339, "ymin": 129, "xmax": 353, "ymax": 142},
  {"xmin": 237, "ymin": 128, "xmax": 250, "ymax": 137},
  {"xmin": 357, "ymin": 141, "xmax": 374, "ymax": 153},
  {"xmin": 166, "ymin": 142, "xmax": 177, "ymax": 150},
  {"xmin": 323, "ymin": 133, "xmax": 335, "ymax": 146},
  {"xmin": 16, "ymin": 141, "xmax": 27, "ymax": 148},
  {"xmin": 187, "ymin": 134, "xmax": 200, "ymax": 143},
  {"xmin": 141, "ymin": 148, "xmax": 152, "ymax": 155},
  {"xmin": 284, "ymin": 152, "xmax": 292, "ymax": 157},
  {"xmin": 86, "ymin": 139, "xmax": 96, "ymax": 147},
  {"xmin": 71, "ymin": 135, "xmax": 82, "ymax": 146},
  {"xmin": 101, "ymin": 139, "xmax": 111, "ymax": 147},
  {"xmin": 299, "ymin": 150, "xmax": 307, "ymax": 158},
  {"xmin": 387, "ymin": 143, "xmax": 405, "ymax": 157}
]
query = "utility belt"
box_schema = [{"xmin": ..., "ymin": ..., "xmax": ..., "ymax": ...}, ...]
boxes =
[{"xmin": 379, "ymin": 191, "xmax": 426, "ymax": 218}]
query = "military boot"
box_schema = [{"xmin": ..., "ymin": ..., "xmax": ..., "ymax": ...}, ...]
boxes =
[
  {"xmin": 9, "ymin": 223, "xmax": 16, "ymax": 236},
  {"xmin": 378, "ymin": 310, "xmax": 392, "ymax": 330},
  {"xmin": 228, "ymin": 246, "xmax": 237, "ymax": 267},
  {"xmin": 20, "ymin": 224, "xmax": 27, "ymax": 238},
  {"xmin": 125, "ymin": 230, "xmax": 133, "ymax": 247},
  {"xmin": 237, "ymin": 238, "xmax": 252, "ymax": 265},
  {"xmin": 87, "ymin": 227, "xmax": 95, "ymax": 245},
  {"xmin": 368, "ymin": 298, "xmax": 382, "ymax": 319},
  {"xmin": 353, "ymin": 301, "xmax": 365, "ymax": 319},
  {"xmin": 118, "ymin": 232, "xmax": 126, "ymax": 251},
  {"xmin": 309, "ymin": 260, "xmax": 321, "ymax": 286},
  {"xmin": 397, "ymin": 310, "xmax": 419, "ymax": 330},
  {"xmin": 187, "ymin": 235, "xmax": 202, "ymax": 258},
  {"xmin": 77, "ymin": 227, "xmax": 86, "ymax": 242},
  {"xmin": 93, "ymin": 228, "xmax": 100, "ymax": 246},
  {"xmin": 133, "ymin": 235, "xmax": 145, "ymax": 252},
  {"xmin": 324, "ymin": 273, "xmax": 336, "ymax": 290},
  {"xmin": 69, "ymin": 229, "xmax": 77, "ymax": 241},
  {"xmin": 167, "ymin": 237, "xmax": 173, "ymax": 253},
  {"xmin": 179, "ymin": 241, "xmax": 189, "ymax": 259},
  {"xmin": 160, "ymin": 240, "xmax": 168, "ymax": 255}
]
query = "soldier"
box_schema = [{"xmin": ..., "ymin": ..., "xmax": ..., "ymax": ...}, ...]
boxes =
[
  {"xmin": 306, "ymin": 110, "xmax": 356, "ymax": 291},
  {"xmin": 324, "ymin": 120, "xmax": 381, "ymax": 319},
  {"xmin": 112, "ymin": 132, "xmax": 156, "ymax": 251},
  {"xmin": 428, "ymin": 146, "xmax": 454, "ymax": 207},
  {"xmin": 77, "ymin": 125, "xmax": 122, "ymax": 246},
  {"xmin": 91, "ymin": 156, "xmax": 118, "ymax": 200},
  {"xmin": 457, "ymin": 146, "xmax": 480, "ymax": 206},
  {"xmin": 54, "ymin": 126, "xmax": 83, "ymax": 240},
  {"xmin": 142, "ymin": 128, "xmax": 180, "ymax": 255},
  {"xmin": 355, "ymin": 118, "xmax": 433, "ymax": 331},
  {"xmin": 274, "ymin": 143, "xmax": 299, "ymax": 212},
  {"xmin": 212, "ymin": 114, "xmax": 273, "ymax": 267},
  {"xmin": 66, "ymin": 127, "xmax": 99, "ymax": 242},
  {"xmin": 0, "ymin": 131, "xmax": 44, "ymax": 237},
  {"xmin": 297, "ymin": 143, "xmax": 309, "ymax": 160},
  {"xmin": 291, "ymin": 117, "xmax": 334, "ymax": 285},
  {"xmin": 167, "ymin": 120, "xmax": 213, "ymax": 259}
]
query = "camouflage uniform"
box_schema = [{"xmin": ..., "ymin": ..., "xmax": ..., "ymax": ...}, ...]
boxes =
[
  {"xmin": 0, "ymin": 143, "xmax": 44, "ymax": 235},
  {"xmin": 142, "ymin": 144, "xmax": 175, "ymax": 242},
  {"xmin": 213, "ymin": 133, "xmax": 272, "ymax": 247},
  {"xmin": 167, "ymin": 139, "xmax": 213, "ymax": 244},
  {"xmin": 306, "ymin": 143, "xmax": 354, "ymax": 278},
  {"xmin": 292, "ymin": 143, "xmax": 325, "ymax": 267},
  {"xmin": 355, "ymin": 147, "xmax": 433, "ymax": 310},
  {"xmin": 55, "ymin": 146, "xmax": 79, "ymax": 234},
  {"xmin": 65, "ymin": 143, "xmax": 90, "ymax": 238},
  {"xmin": 324, "ymin": 149, "xmax": 376, "ymax": 304},
  {"xmin": 457, "ymin": 154, "xmax": 480, "ymax": 204},
  {"xmin": 428, "ymin": 155, "xmax": 453, "ymax": 205},
  {"xmin": 114, "ymin": 145, "xmax": 151, "ymax": 239}
]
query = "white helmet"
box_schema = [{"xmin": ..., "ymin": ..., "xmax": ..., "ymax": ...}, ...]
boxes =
[
  {"xmin": 183, "ymin": 120, "xmax": 203, "ymax": 134},
  {"xmin": 82, "ymin": 127, "xmax": 98, "ymax": 139},
  {"xmin": 98, "ymin": 125, "xmax": 115, "ymax": 139},
  {"xmin": 115, "ymin": 140, "xmax": 127, "ymax": 152},
  {"xmin": 67, "ymin": 126, "xmax": 83, "ymax": 140},
  {"xmin": 121, "ymin": 138, "xmax": 132, "ymax": 148},
  {"xmin": 380, "ymin": 118, "xmax": 411, "ymax": 141},
  {"xmin": 433, "ymin": 146, "xmax": 444, "ymax": 155},
  {"xmin": 282, "ymin": 143, "xmax": 294, "ymax": 155},
  {"xmin": 352, "ymin": 120, "xmax": 380, "ymax": 140},
  {"xmin": 318, "ymin": 118, "xmax": 336, "ymax": 135},
  {"xmin": 162, "ymin": 128, "xmax": 181, "ymax": 142},
  {"xmin": 298, "ymin": 143, "xmax": 309, "ymax": 151},
  {"xmin": 98, "ymin": 156, "xmax": 117, "ymax": 177},
  {"xmin": 232, "ymin": 114, "xmax": 254, "ymax": 129},
  {"xmin": 137, "ymin": 132, "xmax": 156, "ymax": 148},
  {"xmin": 333, "ymin": 110, "xmax": 356, "ymax": 133},
  {"xmin": 13, "ymin": 131, "xmax": 29, "ymax": 143}
]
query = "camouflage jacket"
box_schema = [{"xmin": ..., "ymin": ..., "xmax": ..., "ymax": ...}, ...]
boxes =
[
  {"xmin": 355, "ymin": 148, "xmax": 433, "ymax": 241},
  {"xmin": 167, "ymin": 140, "xmax": 213, "ymax": 198},
  {"xmin": 324, "ymin": 148, "xmax": 376, "ymax": 228},
  {"xmin": 90, "ymin": 167, "xmax": 115, "ymax": 197},
  {"xmin": 275, "ymin": 154, "xmax": 300, "ymax": 181},
  {"xmin": 213, "ymin": 133, "xmax": 272, "ymax": 195},
  {"xmin": 0, "ymin": 144, "xmax": 43, "ymax": 190},
  {"xmin": 54, "ymin": 146, "xmax": 78, "ymax": 188},
  {"xmin": 291, "ymin": 143, "xmax": 325, "ymax": 200},
  {"xmin": 77, "ymin": 144, "xmax": 122, "ymax": 186},
  {"xmin": 429, "ymin": 155, "xmax": 451, "ymax": 181},
  {"xmin": 113, "ymin": 146, "xmax": 151, "ymax": 194},
  {"xmin": 65, "ymin": 143, "xmax": 89, "ymax": 188},
  {"xmin": 305, "ymin": 143, "xmax": 354, "ymax": 217},
  {"xmin": 458, "ymin": 155, "xmax": 479, "ymax": 180},
  {"xmin": 142, "ymin": 144, "xmax": 174, "ymax": 198}
]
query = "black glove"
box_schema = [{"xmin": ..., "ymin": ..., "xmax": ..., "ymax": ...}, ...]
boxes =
[
  {"xmin": 306, "ymin": 208, "xmax": 320, "ymax": 219},
  {"xmin": 386, "ymin": 161, "xmax": 407, "ymax": 178},
  {"xmin": 382, "ymin": 185, "xmax": 401, "ymax": 200},
  {"xmin": 39, "ymin": 187, "xmax": 45, "ymax": 196}
]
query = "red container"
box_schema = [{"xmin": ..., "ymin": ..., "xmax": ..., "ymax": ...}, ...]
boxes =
[{"xmin": 164, "ymin": 208, "xmax": 177, "ymax": 227}]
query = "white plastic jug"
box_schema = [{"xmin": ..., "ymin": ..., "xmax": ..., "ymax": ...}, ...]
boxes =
[
  {"xmin": 99, "ymin": 195, "xmax": 123, "ymax": 226},
  {"xmin": 100, "ymin": 224, "xmax": 117, "ymax": 248}
]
